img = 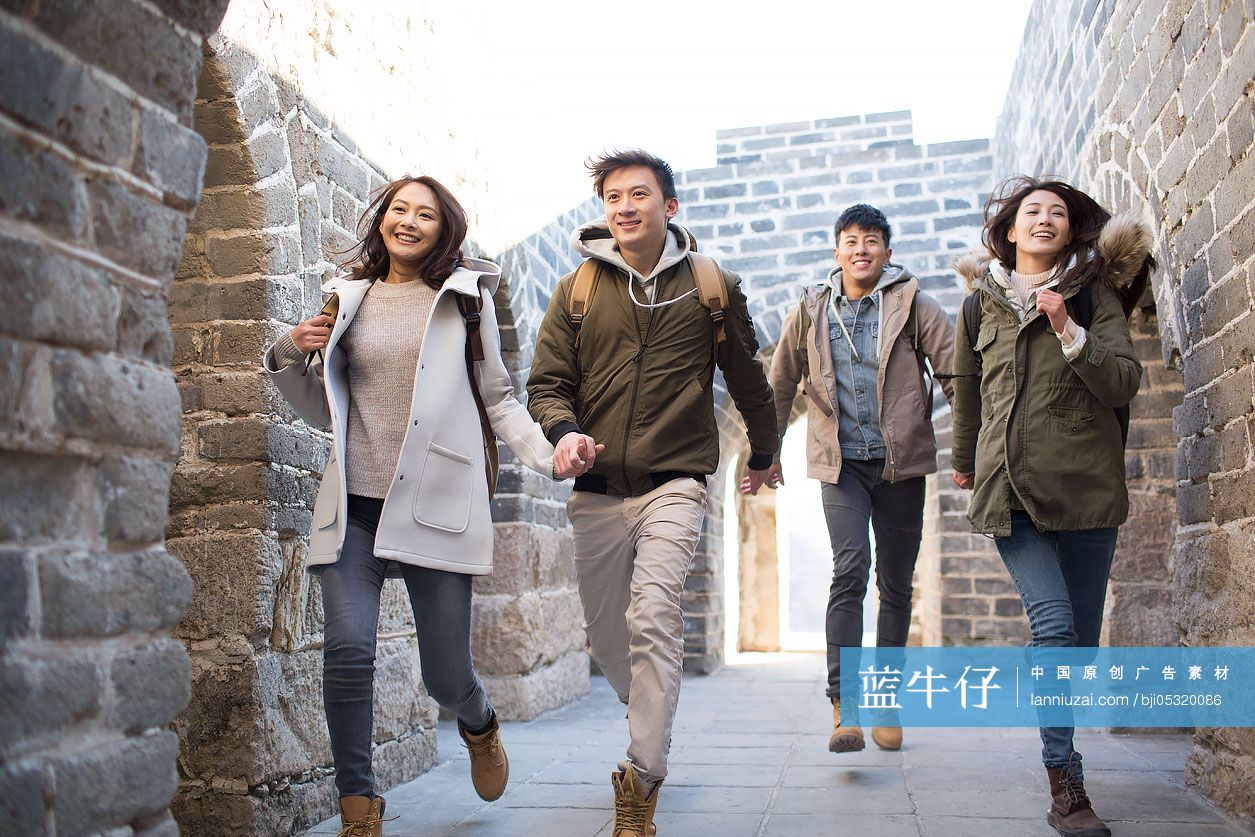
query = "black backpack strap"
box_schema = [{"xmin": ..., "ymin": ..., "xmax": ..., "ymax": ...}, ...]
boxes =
[
  {"xmin": 1066, "ymin": 283, "xmax": 1095, "ymax": 329},
  {"xmin": 963, "ymin": 291, "xmax": 982, "ymax": 365}
]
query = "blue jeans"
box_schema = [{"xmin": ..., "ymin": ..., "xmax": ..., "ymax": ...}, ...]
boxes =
[
  {"xmin": 317, "ymin": 495, "xmax": 493, "ymax": 798},
  {"xmin": 995, "ymin": 510, "xmax": 1118, "ymax": 774}
]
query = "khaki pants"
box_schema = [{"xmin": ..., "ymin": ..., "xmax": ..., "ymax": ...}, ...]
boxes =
[{"xmin": 567, "ymin": 477, "xmax": 707, "ymax": 785}]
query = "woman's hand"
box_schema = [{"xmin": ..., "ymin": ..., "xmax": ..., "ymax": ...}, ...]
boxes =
[
  {"xmin": 952, "ymin": 470, "xmax": 974, "ymax": 490},
  {"xmin": 290, "ymin": 314, "xmax": 336, "ymax": 353},
  {"xmin": 1036, "ymin": 288, "xmax": 1069, "ymax": 334}
]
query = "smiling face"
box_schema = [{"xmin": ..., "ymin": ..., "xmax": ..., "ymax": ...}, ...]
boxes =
[
  {"xmin": 601, "ymin": 164, "xmax": 679, "ymax": 257},
  {"xmin": 379, "ymin": 181, "xmax": 442, "ymax": 266},
  {"xmin": 835, "ymin": 224, "xmax": 891, "ymax": 290},
  {"xmin": 1008, "ymin": 188, "xmax": 1071, "ymax": 267}
]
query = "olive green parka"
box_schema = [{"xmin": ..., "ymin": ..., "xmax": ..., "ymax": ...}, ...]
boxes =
[
  {"xmin": 526, "ymin": 220, "xmax": 778, "ymax": 498},
  {"xmin": 951, "ymin": 216, "xmax": 1154, "ymax": 537}
]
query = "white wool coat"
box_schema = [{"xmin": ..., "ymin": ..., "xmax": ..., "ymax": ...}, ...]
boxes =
[{"xmin": 263, "ymin": 258, "xmax": 555, "ymax": 575}]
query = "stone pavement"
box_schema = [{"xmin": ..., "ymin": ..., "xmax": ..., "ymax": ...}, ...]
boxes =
[{"xmin": 305, "ymin": 653, "xmax": 1252, "ymax": 836}]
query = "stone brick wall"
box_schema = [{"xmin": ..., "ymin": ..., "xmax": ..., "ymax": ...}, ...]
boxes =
[
  {"xmin": 995, "ymin": 0, "xmax": 1253, "ymax": 820},
  {"xmin": 0, "ymin": 2, "xmax": 228, "ymax": 834}
]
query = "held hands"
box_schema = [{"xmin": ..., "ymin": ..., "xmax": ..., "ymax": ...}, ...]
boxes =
[
  {"xmin": 740, "ymin": 462, "xmax": 783, "ymax": 495},
  {"xmin": 554, "ymin": 432, "xmax": 605, "ymax": 479},
  {"xmin": 1036, "ymin": 288, "xmax": 1069, "ymax": 335},
  {"xmin": 290, "ymin": 314, "xmax": 336, "ymax": 353},
  {"xmin": 952, "ymin": 470, "xmax": 975, "ymax": 490}
]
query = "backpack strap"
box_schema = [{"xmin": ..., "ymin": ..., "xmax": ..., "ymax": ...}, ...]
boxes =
[
  {"xmin": 962, "ymin": 291, "xmax": 983, "ymax": 366},
  {"xmin": 902, "ymin": 293, "xmax": 934, "ymax": 420},
  {"xmin": 688, "ymin": 252, "xmax": 728, "ymax": 368},
  {"xmin": 455, "ymin": 293, "xmax": 499, "ymax": 498},
  {"xmin": 796, "ymin": 293, "xmax": 834, "ymax": 417},
  {"xmin": 689, "ymin": 252, "xmax": 728, "ymax": 341},
  {"xmin": 566, "ymin": 260, "xmax": 601, "ymax": 350}
]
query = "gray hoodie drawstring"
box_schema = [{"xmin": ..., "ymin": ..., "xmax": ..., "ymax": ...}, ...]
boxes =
[{"xmin": 831, "ymin": 294, "xmax": 863, "ymax": 363}]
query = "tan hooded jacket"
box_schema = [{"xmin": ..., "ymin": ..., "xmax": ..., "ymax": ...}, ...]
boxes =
[{"xmin": 770, "ymin": 266, "xmax": 956, "ymax": 484}]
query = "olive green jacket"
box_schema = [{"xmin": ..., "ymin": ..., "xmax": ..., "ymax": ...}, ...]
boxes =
[
  {"xmin": 951, "ymin": 217, "xmax": 1153, "ymax": 537},
  {"xmin": 526, "ymin": 220, "xmax": 778, "ymax": 498}
]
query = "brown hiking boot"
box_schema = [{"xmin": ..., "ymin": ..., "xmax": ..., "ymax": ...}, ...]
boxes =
[
  {"xmin": 871, "ymin": 725, "xmax": 903, "ymax": 751},
  {"xmin": 459, "ymin": 713, "xmax": 510, "ymax": 801},
  {"xmin": 611, "ymin": 767, "xmax": 661, "ymax": 837},
  {"xmin": 827, "ymin": 700, "xmax": 865, "ymax": 752},
  {"xmin": 337, "ymin": 795, "xmax": 387, "ymax": 837},
  {"xmin": 1046, "ymin": 762, "xmax": 1111, "ymax": 837}
]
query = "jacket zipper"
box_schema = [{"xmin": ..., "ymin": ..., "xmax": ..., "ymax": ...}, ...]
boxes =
[
  {"xmin": 622, "ymin": 270, "xmax": 663, "ymax": 492},
  {"xmin": 1005, "ymin": 304, "xmax": 1032, "ymax": 510}
]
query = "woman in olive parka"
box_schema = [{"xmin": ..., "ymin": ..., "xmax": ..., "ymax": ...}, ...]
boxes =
[{"xmin": 950, "ymin": 176, "xmax": 1155, "ymax": 837}]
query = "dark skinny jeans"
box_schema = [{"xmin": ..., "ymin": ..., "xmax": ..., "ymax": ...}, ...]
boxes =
[
  {"xmin": 821, "ymin": 458, "xmax": 926, "ymax": 703},
  {"xmin": 317, "ymin": 494, "xmax": 492, "ymax": 798}
]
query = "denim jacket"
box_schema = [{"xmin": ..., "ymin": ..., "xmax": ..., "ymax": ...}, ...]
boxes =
[{"xmin": 828, "ymin": 290, "xmax": 886, "ymax": 460}]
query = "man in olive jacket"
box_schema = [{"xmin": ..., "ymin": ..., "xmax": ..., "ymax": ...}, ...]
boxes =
[
  {"xmin": 769, "ymin": 204, "xmax": 955, "ymax": 756},
  {"xmin": 527, "ymin": 149, "xmax": 778, "ymax": 833}
]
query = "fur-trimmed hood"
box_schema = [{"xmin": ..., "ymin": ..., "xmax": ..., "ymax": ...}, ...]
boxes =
[{"xmin": 952, "ymin": 214, "xmax": 1154, "ymax": 293}]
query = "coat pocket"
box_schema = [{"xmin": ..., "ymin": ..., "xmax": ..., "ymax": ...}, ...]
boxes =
[
  {"xmin": 1046, "ymin": 404, "xmax": 1095, "ymax": 434},
  {"xmin": 312, "ymin": 451, "xmax": 339, "ymax": 530},
  {"xmin": 412, "ymin": 442, "xmax": 473, "ymax": 533}
]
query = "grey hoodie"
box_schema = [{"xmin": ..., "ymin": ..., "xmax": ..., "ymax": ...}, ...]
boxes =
[{"xmin": 570, "ymin": 216, "xmax": 694, "ymax": 303}]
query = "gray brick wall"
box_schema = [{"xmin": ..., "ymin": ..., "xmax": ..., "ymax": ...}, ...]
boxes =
[
  {"xmin": 0, "ymin": 2, "xmax": 228, "ymax": 835},
  {"xmin": 996, "ymin": 0, "xmax": 1254, "ymax": 820}
]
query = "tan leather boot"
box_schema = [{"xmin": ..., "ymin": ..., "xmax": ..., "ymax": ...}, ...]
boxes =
[
  {"xmin": 1046, "ymin": 763, "xmax": 1111, "ymax": 836},
  {"xmin": 871, "ymin": 725, "xmax": 903, "ymax": 750},
  {"xmin": 612, "ymin": 768, "xmax": 661, "ymax": 837},
  {"xmin": 828, "ymin": 700, "xmax": 865, "ymax": 752},
  {"xmin": 459, "ymin": 714, "xmax": 510, "ymax": 801},
  {"xmin": 337, "ymin": 795, "xmax": 386, "ymax": 837}
]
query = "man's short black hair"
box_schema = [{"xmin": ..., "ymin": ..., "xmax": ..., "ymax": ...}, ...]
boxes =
[
  {"xmin": 835, "ymin": 204, "xmax": 892, "ymax": 246},
  {"xmin": 587, "ymin": 149, "xmax": 677, "ymax": 201}
]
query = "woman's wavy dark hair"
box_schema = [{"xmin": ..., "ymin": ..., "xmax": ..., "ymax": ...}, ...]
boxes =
[
  {"xmin": 341, "ymin": 175, "xmax": 468, "ymax": 290},
  {"xmin": 984, "ymin": 176, "xmax": 1154, "ymax": 317}
]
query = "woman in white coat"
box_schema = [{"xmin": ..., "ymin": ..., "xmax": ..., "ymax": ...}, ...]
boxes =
[{"xmin": 264, "ymin": 175, "xmax": 591, "ymax": 834}]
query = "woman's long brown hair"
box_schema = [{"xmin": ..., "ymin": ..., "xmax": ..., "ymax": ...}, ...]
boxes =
[
  {"xmin": 982, "ymin": 176, "xmax": 1149, "ymax": 317},
  {"xmin": 341, "ymin": 175, "xmax": 468, "ymax": 290}
]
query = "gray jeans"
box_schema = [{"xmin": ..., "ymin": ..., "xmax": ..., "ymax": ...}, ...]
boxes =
[
  {"xmin": 821, "ymin": 458, "xmax": 925, "ymax": 701},
  {"xmin": 317, "ymin": 494, "xmax": 492, "ymax": 798}
]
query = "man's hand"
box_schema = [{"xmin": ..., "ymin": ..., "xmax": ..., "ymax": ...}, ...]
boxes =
[
  {"xmin": 952, "ymin": 470, "xmax": 975, "ymax": 490},
  {"xmin": 1036, "ymin": 288, "xmax": 1069, "ymax": 335},
  {"xmin": 553, "ymin": 432, "xmax": 605, "ymax": 479},
  {"xmin": 740, "ymin": 463, "xmax": 783, "ymax": 495},
  {"xmin": 290, "ymin": 314, "xmax": 335, "ymax": 353}
]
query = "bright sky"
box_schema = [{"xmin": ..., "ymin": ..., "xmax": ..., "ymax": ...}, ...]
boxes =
[{"xmin": 438, "ymin": 0, "xmax": 1036, "ymax": 251}]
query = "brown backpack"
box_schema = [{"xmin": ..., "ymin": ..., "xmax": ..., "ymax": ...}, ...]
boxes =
[{"xmin": 565, "ymin": 251, "xmax": 730, "ymax": 365}]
